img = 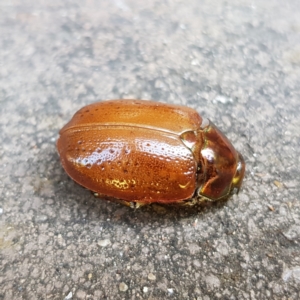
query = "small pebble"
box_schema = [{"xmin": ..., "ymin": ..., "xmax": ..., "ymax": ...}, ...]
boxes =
[
  {"xmin": 119, "ymin": 282, "xmax": 128, "ymax": 292},
  {"xmin": 98, "ymin": 239, "xmax": 111, "ymax": 247},
  {"xmin": 148, "ymin": 273, "xmax": 156, "ymax": 281},
  {"xmin": 167, "ymin": 288, "xmax": 174, "ymax": 295},
  {"xmin": 65, "ymin": 291, "xmax": 72, "ymax": 300},
  {"xmin": 143, "ymin": 287, "xmax": 149, "ymax": 293},
  {"xmin": 213, "ymin": 95, "xmax": 233, "ymax": 104}
]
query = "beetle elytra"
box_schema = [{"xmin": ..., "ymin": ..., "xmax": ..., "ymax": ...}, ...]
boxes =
[{"xmin": 57, "ymin": 100, "xmax": 245, "ymax": 207}]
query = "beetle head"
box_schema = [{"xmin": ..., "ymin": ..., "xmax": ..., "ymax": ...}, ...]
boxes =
[{"xmin": 197, "ymin": 120, "xmax": 245, "ymax": 201}]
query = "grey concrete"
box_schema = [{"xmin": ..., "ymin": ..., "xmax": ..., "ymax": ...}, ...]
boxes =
[{"xmin": 0, "ymin": 0, "xmax": 300, "ymax": 299}]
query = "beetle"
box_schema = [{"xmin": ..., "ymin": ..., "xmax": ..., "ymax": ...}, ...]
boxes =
[{"xmin": 57, "ymin": 99, "xmax": 245, "ymax": 207}]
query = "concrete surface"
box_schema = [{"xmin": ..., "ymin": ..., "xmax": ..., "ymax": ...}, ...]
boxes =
[{"xmin": 1, "ymin": 0, "xmax": 300, "ymax": 299}]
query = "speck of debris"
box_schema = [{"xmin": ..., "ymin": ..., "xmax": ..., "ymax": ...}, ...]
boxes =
[
  {"xmin": 274, "ymin": 180, "xmax": 284, "ymax": 188},
  {"xmin": 119, "ymin": 282, "xmax": 128, "ymax": 292},
  {"xmin": 268, "ymin": 205, "xmax": 275, "ymax": 211},
  {"xmin": 143, "ymin": 286, "xmax": 149, "ymax": 293}
]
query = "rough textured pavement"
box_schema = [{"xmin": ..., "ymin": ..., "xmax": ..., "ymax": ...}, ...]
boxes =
[{"xmin": 1, "ymin": 0, "xmax": 300, "ymax": 299}]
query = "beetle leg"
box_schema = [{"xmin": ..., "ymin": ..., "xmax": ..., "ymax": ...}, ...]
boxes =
[
  {"xmin": 93, "ymin": 192, "xmax": 131, "ymax": 207},
  {"xmin": 112, "ymin": 200, "xmax": 147, "ymax": 209},
  {"xmin": 179, "ymin": 194, "xmax": 217, "ymax": 206},
  {"xmin": 93, "ymin": 192, "xmax": 148, "ymax": 208},
  {"xmin": 133, "ymin": 202, "xmax": 147, "ymax": 209},
  {"xmin": 181, "ymin": 198, "xmax": 199, "ymax": 206}
]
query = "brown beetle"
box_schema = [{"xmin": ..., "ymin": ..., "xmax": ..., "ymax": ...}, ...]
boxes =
[{"xmin": 57, "ymin": 100, "xmax": 245, "ymax": 206}]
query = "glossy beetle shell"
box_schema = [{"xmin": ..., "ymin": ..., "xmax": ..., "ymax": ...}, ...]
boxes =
[{"xmin": 57, "ymin": 100, "xmax": 245, "ymax": 205}]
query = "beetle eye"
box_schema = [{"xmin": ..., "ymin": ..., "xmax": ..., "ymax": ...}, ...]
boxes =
[
  {"xmin": 232, "ymin": 161, "xmax": 242, "ymax": 185},
  {"xmin": 231, "ymin": 152, "xmax": 245, "ymax": 192}
]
